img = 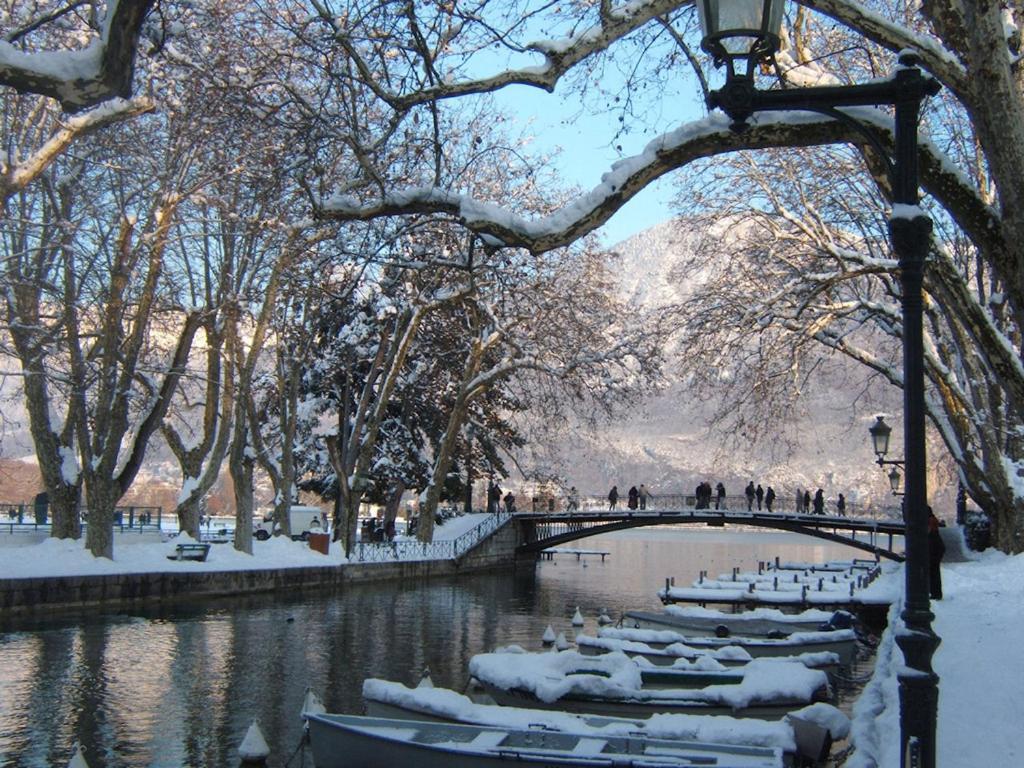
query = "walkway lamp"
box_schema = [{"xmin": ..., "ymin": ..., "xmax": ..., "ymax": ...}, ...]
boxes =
[
  {"xmin": 870, "ymin": 415, "xmax": 893, "ymax": 462},
  {"xmin": 889, "ymin": 467, "xmax": 904, "ymax": 495},
  {"xmin": 697, "ymin": 4, "xmax": 941, "ymax": 766}
]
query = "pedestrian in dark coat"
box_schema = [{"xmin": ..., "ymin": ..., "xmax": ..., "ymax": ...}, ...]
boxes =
[
  {"xmin": 755, "ymin": 484, "xmax": 764, "ymax": 511},
  {"xmin": 764, "ymin": 486, "xmax": 776, "ymax": 512},
  {"xmin": 715, "ymin": 482, "xmax": 726, "ymax": 510},
  {"xmin": 803, "ymin": 490, "xmax": 811, "ymax": 513},
  {"xmin": 813, "ymin": 489, "xmax": 825, "ymax": 515},
  {"xmin": 928, "ymin": 508, "xmax": 945, "ymax": 599},
  {"xmin": 837, "ymin": 494, "xmax": 846, "ymax": 517},
  {"xmin": 608, "ymin": 486, "xmax": 619, "ymax": 510},
  {"xmin": 745, "ymin": 482, "xmax": 756, "ymax": 511},
  {"xmin": 627, "ymin": 486, "xmax": 639, "ymax": 510}
]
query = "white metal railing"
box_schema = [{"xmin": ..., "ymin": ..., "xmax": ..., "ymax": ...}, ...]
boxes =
[{"xmin": 353, "ymin": 511, "xmax": 511, "ymax": 563}]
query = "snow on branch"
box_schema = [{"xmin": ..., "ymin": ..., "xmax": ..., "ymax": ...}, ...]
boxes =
[
  {"xmin": 0, "ymin": 0, "xmax": 154, "ymax": 111},
  {"xmin": 799, "ymin": 0, "xmax": 966, "ymax": 93},
  {"xmin": 344, "ymin": 0, "xmax": 687, "ymax": 109},
  {"xmin": 319, "ymin": 108, "xmax": 987, "ymax": 255},
  {"xmin": 0, "ymin": 96, "xmax": 153, "ymax": 203}
]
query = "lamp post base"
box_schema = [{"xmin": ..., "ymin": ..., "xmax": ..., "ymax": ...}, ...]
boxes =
[{"xmin": 896, "ymin": 623, "xmax": 941, "ymax": 767}]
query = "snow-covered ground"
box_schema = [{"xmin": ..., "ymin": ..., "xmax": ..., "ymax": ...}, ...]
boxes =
[
  {"xmin": 0, "ymin": 512, "xmax": 493, "ymax": 578},
  {"xmin": 0, "ymin": 522, "xmax": 1019, "ymax": 766}
]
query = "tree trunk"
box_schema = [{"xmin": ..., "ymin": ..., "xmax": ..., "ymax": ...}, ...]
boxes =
[
  {"xmin": 325, "ymin": 431, "xmax": 354, "ymax": 555},
  {"xmin": 166, "ymin": 317, "xmax": 235, "ymax": 542},
  {"xmin": 229, "ymin": 413, "xmax": 255, "ymax": 555},
  {"xmin": 49, "ymin": 483, "xmax": 82, "ymax": 540},
  {"xmin": 83, "ymin": 479, "xmax": 118, "ymax": 559},
  {"xmin": 384, "ymin": 479, "xmax": 405, "ymax": 528},
  {"xmin": 420, "ymin": 399, "xmax": 472, "ymax": 543},
  {"xmin": 177, "ymin": 493, "xmax": 202, "ymax": 540}
]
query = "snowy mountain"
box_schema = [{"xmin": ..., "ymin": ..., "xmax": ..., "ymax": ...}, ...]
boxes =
[{"xmin": 525, "ymin": 217, "xmax": 935, "ymax": 512}]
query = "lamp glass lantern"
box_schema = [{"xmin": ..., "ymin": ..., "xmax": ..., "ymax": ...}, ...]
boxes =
[
  {"xmin": 697, "ymin": 0, "xmax": 784, "ymax": 78},
  {"xmin": 869, "ymin": 415, "xmax": 893, "ymax": 459},
  {"xmin": 889, "ymin": 466, "xmax": 903, "ymax": 494}
]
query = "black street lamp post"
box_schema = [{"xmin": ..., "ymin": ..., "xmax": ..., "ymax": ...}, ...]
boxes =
[{"xmin": 697, "ymin": 2, "xmax": 941, "ymax": 765}]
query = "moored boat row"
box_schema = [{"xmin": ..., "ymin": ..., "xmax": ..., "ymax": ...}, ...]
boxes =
[{"xmin": 301, "ymin": 556, "xmax": 881, "ymax": 767}]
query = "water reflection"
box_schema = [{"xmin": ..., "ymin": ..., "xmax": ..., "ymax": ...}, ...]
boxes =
[{"xmin": 0, "ymin": 530, "xmax": 867, "ymax": 767}]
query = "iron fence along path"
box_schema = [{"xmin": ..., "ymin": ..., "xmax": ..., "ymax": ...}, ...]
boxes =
[{"xmin": 353, "ymin": 511, "xmax": 511, "ymax": 563}]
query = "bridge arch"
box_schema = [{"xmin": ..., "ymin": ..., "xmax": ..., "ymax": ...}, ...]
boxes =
[{"xmin": 514, "ymin": 509, "xmax": 904, "ymax": 562}]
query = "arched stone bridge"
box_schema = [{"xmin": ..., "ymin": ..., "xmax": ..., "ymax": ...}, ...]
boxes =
[{"xmin": 512, "ymin": 507, "xmax": 906, "ymax": 561}]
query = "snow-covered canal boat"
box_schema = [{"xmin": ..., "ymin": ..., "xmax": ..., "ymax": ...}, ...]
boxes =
[
  {"xmin": 305, "ymin": 713, "xmax": 787, "ymax": 767},
  {"xmin": 593, "ymin": 626, "xmax": 858, "ymax": 667},
  {"xmin": 467, "ymin": 649, "xmax": 831, "ymax": 720},
  {"xmin": 360, "ymin": 677, "xmax": 844, "ymax": 766},
  {"xmin": 621, "ymin": 606, "xmax": 846, "ymax": 637},
  {"xmin": 575, "ymin": 633, "xmax": 841, "ymax": 671}
]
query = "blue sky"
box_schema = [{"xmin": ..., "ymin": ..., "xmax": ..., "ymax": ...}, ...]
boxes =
[
  {"xmin": 492, "ymin": 81, "xmax": 684, "ymax": 246},
  {"xmin": 463, "ymin": 6, "xmax": 715, "ymax": 247}
]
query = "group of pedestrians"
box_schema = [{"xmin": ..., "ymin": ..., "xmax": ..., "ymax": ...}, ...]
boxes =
[
  {"xmin": 732, "ymin": 481, "xmax": 849, "ymax": 516},
  {"xmin": 743, "ymin": 482, "xmax": 777, "ymax": 512},
  {"xmin": 486, "ymin": 481, "xmax": 517, "ymax": 513},
  {"xmin": 791, "ymin": 487, "xmax": 847, "ymax": 516},
  {"xmin": 607, "ymin": 484, "xmax": 651, "ymax": 510},
  {"xmin": 694, "ymin": 481, "xmax": 716, "ymax": 509},
  {"xmin": 593, "ymin": 480, "xmax": 850, "ymax": 517}
]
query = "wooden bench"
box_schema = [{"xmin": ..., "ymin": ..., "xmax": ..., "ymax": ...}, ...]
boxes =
[{"xmin": 167, "ymin": 543, "xmax": 211, "ymax": 562}]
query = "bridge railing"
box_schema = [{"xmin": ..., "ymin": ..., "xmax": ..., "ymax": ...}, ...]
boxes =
[
  {"xmin": 545, "ymin": 493, "xmax": 900, "ymax": 520},
  {"xmin": 353, "ymin": 511, "xmax": 511, "ymax": 563}
]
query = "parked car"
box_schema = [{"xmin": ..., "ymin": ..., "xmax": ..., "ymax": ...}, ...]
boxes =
[{"xmin": 253, "ymin": 506, "xmax": 327, "ymax": 541}]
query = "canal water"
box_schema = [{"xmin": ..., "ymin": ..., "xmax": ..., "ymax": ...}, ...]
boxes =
[{"xmin": 0, "ymin": 528, "xmax": 870, "ymax": 768}]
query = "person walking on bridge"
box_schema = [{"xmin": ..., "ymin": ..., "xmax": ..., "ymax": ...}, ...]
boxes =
[
  {"xmin": 755, "ymin": 484, "xmax": 764, "ymax": 511},
  {"xmin": 745, "ymin": 482, "xmax": 756, "ymax": 511},
  {"xmin": 836, "ymin": 493, "xmax": 846, "ymax": 517},
  {"xmin": 813, "ymin": 489, "xmax": 825, "ymax": 515},
  {"xmin": 764, "ymin": 486, "xmax": 776, "ymax": 512},
  {"xmin": 639, "ymin": 484, "xmax": 650, "ymax": 510},
  {"xmin": 803, "ymin": 489, "xmax": 812, "ymax": 514},
  {"xmin": 567, "ymin": 487, "xmax": 579, "ymax": 512},
  {"xmin": 715, "ymin": 482, "xmax": 726, "ymax": 510},
  {"xmin": 627, "ymin": 486, "xmax": 639, "ymax": 510},
  {"xmin": 608, "ymin": 486, "xmax": 619, "ymax": 510}
]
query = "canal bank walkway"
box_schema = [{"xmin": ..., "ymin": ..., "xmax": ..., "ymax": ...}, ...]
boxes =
[
  {"xmin": 0, "ymin": 513, "xmax": 496, "ymax": 578},
  {"xmin": 0, "ymin": 523, "xmax": 1020, "ymax": 766}
]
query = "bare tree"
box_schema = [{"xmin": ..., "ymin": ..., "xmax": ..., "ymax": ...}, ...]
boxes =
[{"xmin": 300, "ymin": 0, "xmax": 1024, "ymax": 552}]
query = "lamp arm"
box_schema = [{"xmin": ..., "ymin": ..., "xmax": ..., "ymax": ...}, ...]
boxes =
[
  {"xmin": 709, "ymin": 62, "xmax": 940, "ymax": 141},
  {"xmin": 876, "ymin": 457, "xmax": 906, "ymax": 467},
  {"xmin": 792, "ymin": 103, "xmax": 897, "ymax": 187}
]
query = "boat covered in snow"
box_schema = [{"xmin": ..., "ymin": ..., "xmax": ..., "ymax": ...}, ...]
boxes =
[
  {"xmin": 593, "ymin": 626, "xmax": 858, "ymax": 667},
  {"xmin": 305, "ymin": 712, "xmax": 789, "ymax": 767},
  {"xmin": 621, "ymin": 606, "xmax": 852, "ymax": 638},
  {"xmin": 467, "ymin": 648, "xmax": 831, "ymax": 720},
  {"xmin": 575, "ymin": 633, "xmax": 842, "ymax": 671},
  {"xmin": 360, "ymin": 677, "xmax": 846, "ymax": 766}
]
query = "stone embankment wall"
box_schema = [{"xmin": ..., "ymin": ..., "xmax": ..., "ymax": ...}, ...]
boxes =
[{"xmin": 0, "ymin": 519, "xmax": 535, "ymax": 614}]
